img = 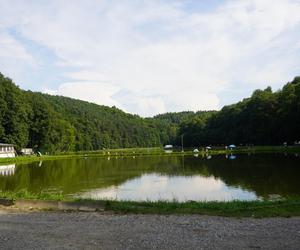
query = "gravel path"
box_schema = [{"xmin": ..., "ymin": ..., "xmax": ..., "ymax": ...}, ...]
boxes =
[{"xmin": 0, "ymin": 210, "xmax": 299, "ymax": 250}]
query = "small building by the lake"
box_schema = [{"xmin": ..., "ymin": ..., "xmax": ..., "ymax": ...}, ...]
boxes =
[
  {"xmin": 0, "ymin": 143, "xmax": 15, "ymax": 158},
  {"xmin": 21, "ymin": 148, "xmax": 34, "ymax": 155}
]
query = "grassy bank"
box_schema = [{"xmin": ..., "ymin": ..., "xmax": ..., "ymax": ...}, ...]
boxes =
[
  {"xmin": 0, "ymin": 147, "xmax": 165, "ymax": 164},
  {"xmin": 101, "ymin": 199, "xmax": 300, "ymax": 218},
  {"xmin": 0, "ymin": 190, "xmax": 65, "ymax": 201},
  {"xmin": 1, "ymin": 191, "xmax": 300, "ymax": 217},
  {"xmin": 1, "ymin": 146, "xmax": 300, "ymax": 165}
]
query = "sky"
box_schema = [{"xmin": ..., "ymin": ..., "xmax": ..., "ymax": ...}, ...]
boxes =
[{"xmin": 0, "ymin": 0, "xmax": 300, "ymax": 117}]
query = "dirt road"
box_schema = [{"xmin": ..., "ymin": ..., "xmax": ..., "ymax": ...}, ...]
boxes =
[{"xmin": 0, "ymin": 210, "xmax": 299, "ymax": 249}]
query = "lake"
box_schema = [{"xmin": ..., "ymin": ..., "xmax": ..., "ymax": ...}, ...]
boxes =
[{"xmin": 0, "ymin": 153, "xmax": 300, "ymax": 202}]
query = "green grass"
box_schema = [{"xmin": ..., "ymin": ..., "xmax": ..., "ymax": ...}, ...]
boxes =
[
  {"xmin": 1, "ymin": 190, "xmax": 300, "ymax": 217},
  {"xmin": 97, "ymin": 199, "xmax": 300, "ymax": 218},
  {"xmin": 0, "ymin": 147, "xmax": 166, "ymax": 164},
  {"xmin": 1, "ymin": 146, "xmax": 300, "ymax": 165},
  {"xmin": 0, "ymin": 190, "xmax": 65, "ymax": 201}
]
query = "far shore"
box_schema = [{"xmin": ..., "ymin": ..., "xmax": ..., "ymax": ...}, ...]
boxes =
[{"xmin": 0, "ymin": 145, "xmax": 300, "ymax": 165}]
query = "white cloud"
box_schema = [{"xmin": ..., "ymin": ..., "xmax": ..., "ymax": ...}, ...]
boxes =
[
  {"xmin": 79, "ymin": 174, "xmax": 257, "ymax": 201},
  {"xmin": 55, "ymin": 81, "xmax": 121, "ymax": 108},
  {"xmin": 42, "ymin": 88, "xmax": 57, "ymax": 96},
  {"xmin": 1, "ymin": 0, "xmax": 300, "ymax": 116},
  {"xmin": 64, "ymin": 70, "xmax": 111, "ymax": 82},
  {"xmin": 113, "ymin": 90, "xmax": 167, "ymax": 117},
  {"xmin": 0, "ymin": 31, "xmax": 37, "ymax": 84}
]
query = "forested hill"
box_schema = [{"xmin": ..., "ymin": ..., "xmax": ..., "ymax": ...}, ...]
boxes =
[
  {"xmin": 154, "ymin": 111, "xmax": 216, "ymax": 125},
  {"xmin": 1, "ymin": 72, "xmax": 300, "ymax": 153},
  {"xmin": 177, "ymin": 77, "xmax": 300, "ymax": 147},
  {"xmin": 0, "ymin": 73, "xmax": 173, "ymax": 152}
]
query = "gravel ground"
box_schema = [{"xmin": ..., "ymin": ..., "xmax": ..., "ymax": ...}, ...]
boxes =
[{"xmin": 0, "ymin": 209, "xmax": 299, "ymax": 250}]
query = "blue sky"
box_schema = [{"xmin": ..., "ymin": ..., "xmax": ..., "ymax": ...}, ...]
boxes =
[{"xmin": 0, "ymin": 0, "xmax": 300, "ymax": 117}]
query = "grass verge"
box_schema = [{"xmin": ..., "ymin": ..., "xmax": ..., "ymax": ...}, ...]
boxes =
[
  {"xmin": 0, "ymin": 190, "xmax": 65, "ymax": 201},
  {"xmin": 97, "ymin": 199, "xmax": 300, "ymax": 218},
  {"xmin": 1, "ymin": 191, "xmax": 300, "ymax": 217},
  {"xmin": 1, "ymin": 146, "xmax": 300, "ymax": 165},
  {"xmin": 0, "ymin": 147, "xmax": 165, "ymax": 165}
]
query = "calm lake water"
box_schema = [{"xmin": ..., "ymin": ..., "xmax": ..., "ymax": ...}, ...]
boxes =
[{"xmin": 0, "ymin": 153, "xmax": 300, "ymax": 201}]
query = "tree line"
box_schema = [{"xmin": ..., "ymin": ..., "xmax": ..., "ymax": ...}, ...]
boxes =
[
  {"xmin": 173, "ymin": 77, "xmax": 300, "ymax": 147},
  {"xmin": 0, "ymin": 73, "xmax": 172, "ymax": 153},
  {"xmin": 1, "ymin": 72, "xmax": 299, "ymax": 152}
]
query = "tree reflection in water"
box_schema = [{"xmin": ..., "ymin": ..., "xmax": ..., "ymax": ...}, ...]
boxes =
[{"xmin": 0, "ymin": 154, "xmax": 299, "ymax": 201}]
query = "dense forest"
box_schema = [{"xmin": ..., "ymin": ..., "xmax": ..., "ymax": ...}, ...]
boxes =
[
  {"xmin": 0, "ymin": 72, "xmax": 300, "ymax": 153},
  {"xmin": 0, "ymin": 73, "xmax": 173, "ymax": 152},
  {"xmin": 176, "ymin": 77, "xmax": 300, "ymax": 147}
]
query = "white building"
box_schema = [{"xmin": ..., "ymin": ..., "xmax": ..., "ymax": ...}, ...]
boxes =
[
  {"xmin": 0, "ymin": 143, "xmax": 15, "ymax": 158},
  {"xmin": 21, "ymin": 148, "xmax": 34, "ymax": 155},
  {"xmin": 0, "ymin": 164, "xmax": 15, "ymax": 176}
]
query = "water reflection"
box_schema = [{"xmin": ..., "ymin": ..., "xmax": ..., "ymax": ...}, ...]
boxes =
[
  {"xmin": 80, "ymin": 174, "xmax": 257, "ymax": 202},
  {"xmin": 229, "ymin": 155, "xmax": 237, "ymax": 160},
  {"xmin": 0, "ymin": 164, "xmax": 15, "ymax": 176},
  {"xmin": 206, "ymin": 155, "xmax": 212, "ymax": 160},
  {"xmin": 0, "ymin": 154, "xmax": 299, "ymax": 201}
]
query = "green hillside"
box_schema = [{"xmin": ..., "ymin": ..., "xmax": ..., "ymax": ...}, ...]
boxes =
[
  {"xmin": 0, "ymin": 73, "xmax": 172, "ymax": 152},
  {"xmin": 177, "ymin": 77, "xmax": 300, "ymax": 147},
  {"xmin": 1, "ymin": 72, "xmax": 300, "ymax": 153}
]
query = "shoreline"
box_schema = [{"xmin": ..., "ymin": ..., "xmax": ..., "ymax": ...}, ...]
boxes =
[
  {"xmin": 1, "ymin": 145, "xmax": 300, "ymax": 165},
  {"xmin": 0, "ymin": 195, "xmax": 300, "ymax": 217}
]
